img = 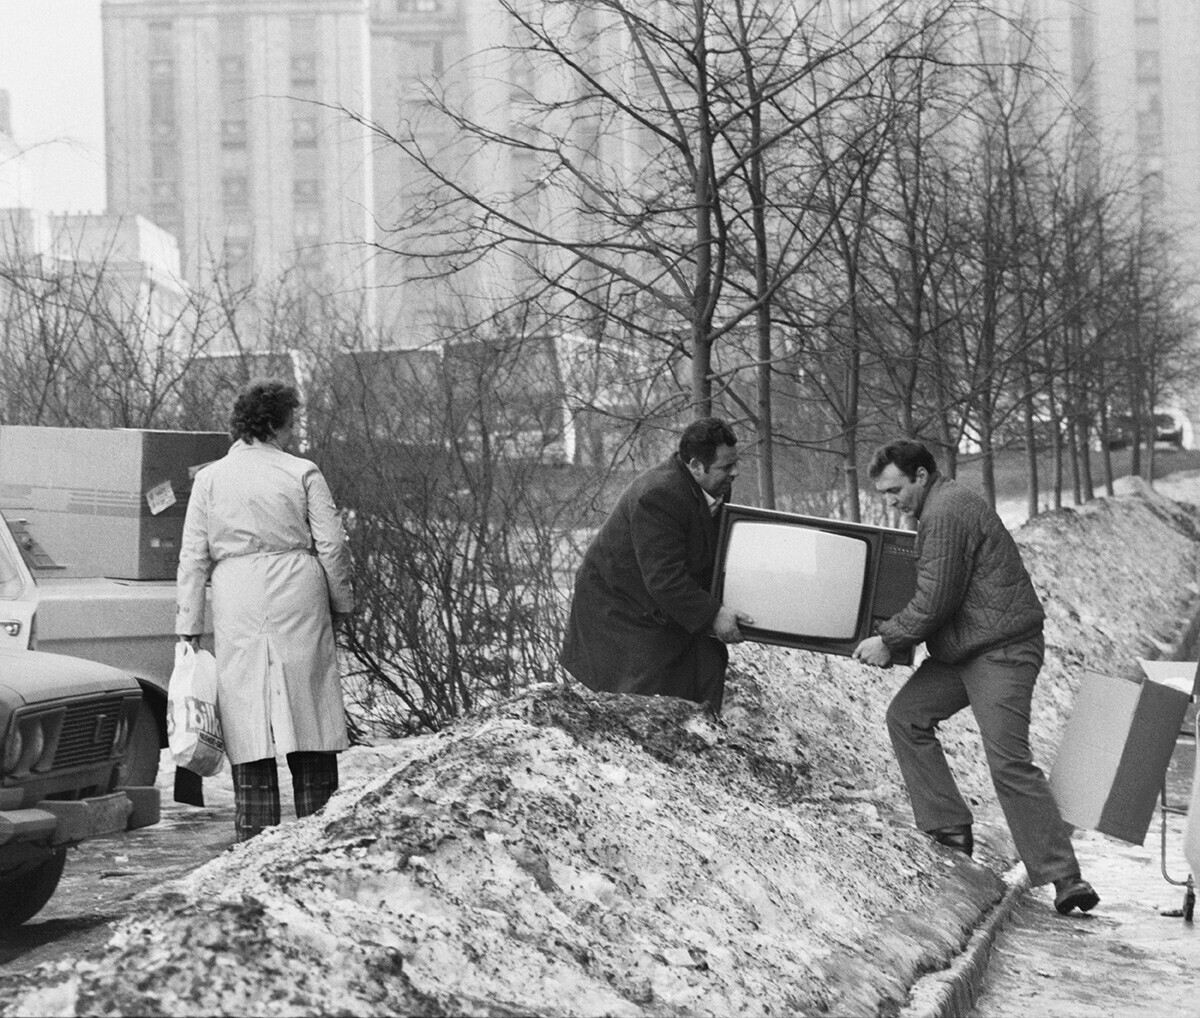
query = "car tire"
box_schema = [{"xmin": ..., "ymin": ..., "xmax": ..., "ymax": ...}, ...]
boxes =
[
  {"xmin": 0, "ymin": 847, "xmax": 67, "ymax": 926},
  {"xmin": 122, "ymin": 699, "xmax": 162, "ymax": 788}
]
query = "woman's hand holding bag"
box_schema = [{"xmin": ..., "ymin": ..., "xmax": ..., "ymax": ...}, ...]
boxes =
[{"xmin": 167, "ymin": 641, "xmax": 225, "ymax": 776}]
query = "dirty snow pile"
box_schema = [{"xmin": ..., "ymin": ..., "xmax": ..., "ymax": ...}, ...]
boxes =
[{"xmin": 6, "ymin": 479, "xmax": 1200, "ymax": 1018}]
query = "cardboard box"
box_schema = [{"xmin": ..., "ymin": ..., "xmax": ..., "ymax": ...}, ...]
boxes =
[
  {"xmin": 1049, "ymin": 663, "xmax": 1197, "ymax": 845},
  {"xmin": 0, "ymin": 426, "xmax": 229, "ymax": 580}
]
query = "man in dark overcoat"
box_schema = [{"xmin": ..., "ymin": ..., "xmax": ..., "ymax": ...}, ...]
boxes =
[
  {"xmin": 560, "ymin": 418, "xmax": 751, "ymax": 711},
  {"xmin": 853, "ymin": 438, "xmax": 1099, "ymax": 916}
]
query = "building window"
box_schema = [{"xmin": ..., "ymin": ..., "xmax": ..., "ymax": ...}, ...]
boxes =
[
  {"xmin": 148, "ymin": 21, "xmax": 173, "ymax": 59},
  {"xmin": 294, "ymin": 178, "xmax": 320, "ymax": 202},
  {"xmin": 220, "ymin": 55, "xmax": 245, "ymax": 81},
  {"xmin": 221, "ymin": 146, "xmax": 248, "ymax": 173},
  {"xmin": 295, "ymin": 246, "xmax": 323, "ymax": 272},
  {"xmin": 151, "ymin": 180, "xmax": 177, "ymax": 201},
  {"xmin": 1141, "ymin": 170, "xmax": 1164, "ymax": 204},
  {"xmin": 510, "ymin": 51, "xmax": 534, "ymax": 95},
  {"xmin": 294, "ymin": 145, "xmax": 318, "ymax": 179},
  {"xmin": 291, "ymin": 55, "xmax": 317, "ymax": 86},
  {"xmin": 292, "ymin": 116, "xmax": 318, "ymax": 147},
  {"xmin": 151, "ymin": 205, "xmax": 180, "ymax": 237},
  {"xmin": 151, "ymin": 146, "xmax": 177, "ymax": 180},
  {"xmin": 396, "ymin": 0, "xmax": 443, "ymax": 11},
  {"xmin": 294, "ymin": 207, "xmax": 321, "ymax": 240},
  {"xmin": 149, "ymin": 78, "xmax": 175, "ymax": 131},
  {"xmin": 405, "ymin": 40, "xmax": 444, "ymax": 77},
  {"xmin": 224, "ymin": 238, "xmax": 251, "ymax": 277},
  {"xmin": 1136, "ymin": 83, "xmax": 1162, "ymax": 115},
  {"xmin": 148, "ymin": 57, "xmax": 173, "ymax": 79},
  {"xmin": 1135, "ymin": 50, "xmax": 1161, "ymax": 82},
  {"xmin": 222, "ymin": 119, "xmax": 247, "ymax": 147},
  {"xmin": 223, "ymin": 175, "xmax": 249, "ymax": 205}
]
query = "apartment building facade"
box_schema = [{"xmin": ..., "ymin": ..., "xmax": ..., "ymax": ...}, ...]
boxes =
[
  {"xmin": 102, "ymin": 0, "xmax": 378, "ymax": 324},
  {"xmin": 1047, "ymin": 0, "xmax": 1200, "ymax": 235},
  {"xmin": 100, "ymin": 0, "xmax": 654, "ymax": 348}
]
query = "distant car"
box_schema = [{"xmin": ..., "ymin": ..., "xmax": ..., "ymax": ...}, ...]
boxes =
[
  {"xmin": 1105, "ymin": 412, "xmax": 1185, "ymax": 451},
  {"xmin": 0, "ymin": 644, "xmax": 160, "ymax": 925}
]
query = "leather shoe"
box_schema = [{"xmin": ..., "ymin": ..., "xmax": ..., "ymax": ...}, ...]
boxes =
[
  {"xmin": 927, "ymin": 824, "xmax": 974, "ymax": 857},
  {"xmin": 1053, "ymin": 875, "xmax": 1100, "ymax": 915}
]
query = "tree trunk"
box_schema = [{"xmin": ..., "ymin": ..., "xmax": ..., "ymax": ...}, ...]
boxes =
[
  {"xmin": 1022, "ymin": 385, "xmax": 1039, "ymax": 519},
  {"xmin": 690, "ymin": 1, "xmax": 715, "ymax": 416}
]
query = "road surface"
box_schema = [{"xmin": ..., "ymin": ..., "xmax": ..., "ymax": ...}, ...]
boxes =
[
  {"xmin": 971, "ymin": 735, "xmax": 1199, "ymax": 1017},
  {"xmin": 0, "ymin": 751, "xmax": 236, "ymax": 976}
]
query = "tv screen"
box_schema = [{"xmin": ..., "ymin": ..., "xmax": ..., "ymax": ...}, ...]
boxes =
[
  {"xmin": 721, "ymin": 521, "xmax": 869, "ymax": 639},
  {"xmin": 712, "ymin": 504, "xmax": 918, "ymax": 663}
]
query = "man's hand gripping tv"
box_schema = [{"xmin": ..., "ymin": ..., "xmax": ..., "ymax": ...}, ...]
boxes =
[
  {"xmin": 713, "ymin": 605, "xmax": 754, "ymax": 643},
  {"xmin": 853, "ymin": 634, "xmax": 894, "ymax": 668}
]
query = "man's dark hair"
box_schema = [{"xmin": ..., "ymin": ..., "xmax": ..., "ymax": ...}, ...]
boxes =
[
  {"xmin": 678, "ymin": 417, "xmax": 737, "ymax": 468},
  {"xmin": 868, "ymin": 439, "xmax": 938, "ymax": 481},
  {"xmin": 230, "ymin": 379, "xmax": 301, "ymax": 442}
]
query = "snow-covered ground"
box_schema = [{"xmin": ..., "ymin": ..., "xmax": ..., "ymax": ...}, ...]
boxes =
[{"xmin": 5, "ymin": 476, "xmax": 1200, "ymax": 1017}]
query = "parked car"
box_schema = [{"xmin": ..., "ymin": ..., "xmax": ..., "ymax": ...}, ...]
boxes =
[
  {"xmin": 0, "ymin": 649, "xmax": 160, "ymax": 925},
  {"xmin": 0, "ymin": 503, "xmax": 161, "ymax": 925},
  {"xmin": 1105, "ymin": 412, "xmax": 1185, "ymax": 451}
]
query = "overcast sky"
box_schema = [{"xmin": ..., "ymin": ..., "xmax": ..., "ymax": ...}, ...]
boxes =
[{"xmin": 0, "ymin": 0, "xmax": 105, "ymax": 212}]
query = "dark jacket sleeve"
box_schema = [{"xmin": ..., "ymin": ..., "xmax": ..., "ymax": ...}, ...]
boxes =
[
  {"xmin": 629, "ymin": 480, "xmax": 721, "ymax": 635},
  {"xmin": 876, "ymin": 505, "xmax": 978, "ymax": 651}
]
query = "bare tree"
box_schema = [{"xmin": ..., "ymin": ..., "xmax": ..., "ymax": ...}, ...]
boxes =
[{"xmin": 0, "ymin": 216, "xmax": 222, "ymax": 429}]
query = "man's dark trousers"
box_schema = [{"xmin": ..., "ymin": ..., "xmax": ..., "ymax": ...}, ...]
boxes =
[{"xmin": 885, "ymin": 632, "xmax": 1080, "ymax": 886}]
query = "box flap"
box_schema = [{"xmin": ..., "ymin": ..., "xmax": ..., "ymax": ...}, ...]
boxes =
[{"xmin": 1137, "ymin": 659, "xmax": 1199, "ymax": 698}]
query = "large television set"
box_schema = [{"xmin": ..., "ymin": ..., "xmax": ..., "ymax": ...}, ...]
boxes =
[{"xmin": 712, "ymin": 504, "xmax": 920, "ymax": 664}]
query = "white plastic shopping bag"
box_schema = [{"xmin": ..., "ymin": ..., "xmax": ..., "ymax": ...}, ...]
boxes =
[{"xmin": 166, "ymin": 642, "xmax": 225, "ymax": 776}]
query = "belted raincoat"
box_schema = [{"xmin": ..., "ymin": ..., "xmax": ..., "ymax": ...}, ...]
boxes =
[{"xmin": 175, "ymin": 439, "xmax": 354, "ymax": 764}]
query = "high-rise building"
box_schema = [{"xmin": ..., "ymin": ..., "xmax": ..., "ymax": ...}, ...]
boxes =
[
  {"xmin": 1054, "ymin": 1, "xmax": 1200, "ymax": 235},
  {"xmin": 101, "ymin": 0, "xmax": 627, "ymax": 347},
  {"xmin": 102, "ymin": 0, "xmax": 377, "ymax": 328}
]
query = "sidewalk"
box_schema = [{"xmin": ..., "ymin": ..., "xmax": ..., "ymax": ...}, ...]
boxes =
[
  {"xmin": 970, "ymin": 827, "xmax": 1198, "ymax": 1017},
  {"xmin": 903, "ymin": 736, "xmax": 1199, "ymax": 1018}
]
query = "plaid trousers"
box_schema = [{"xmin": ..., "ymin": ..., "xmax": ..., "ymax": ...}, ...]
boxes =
[{"xmin": 231, "ymin": 751, "xmax": 339, "ymax": 842}]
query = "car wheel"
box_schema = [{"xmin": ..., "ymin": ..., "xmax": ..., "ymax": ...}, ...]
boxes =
[
  {"xmin": 0, "ymin": 847, "xmax": 67, "ymax": 926},
  {"xmin": 122, "ymin": 699, "xmax": 162, "ymax": 787}
]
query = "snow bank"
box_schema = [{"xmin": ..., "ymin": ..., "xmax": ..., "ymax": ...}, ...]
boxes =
[{"xmin": 5, "ymin": 484, "xmax": 1200, "ymax": 1017}]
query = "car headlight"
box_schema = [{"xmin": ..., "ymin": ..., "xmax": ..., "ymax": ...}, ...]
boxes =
[
  {"xmin": 1, "ymin": 714, "xmax": 57, "ymax": 777},
  {"xmin": 24, "ymin": 721, "xmax": 46, "ymax": 772},
  {"xmin": 2, "ymin": 726, "xmax": 22, "ymax": 774},
  {"xmin": 113, "ymin": 712, "xmax": 130, "ymax": 755}
]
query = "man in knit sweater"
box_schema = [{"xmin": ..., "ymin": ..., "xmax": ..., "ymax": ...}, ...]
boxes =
[{"xmin": 852, "ymin": 439, "xmax": 1099, "ymax": 916}]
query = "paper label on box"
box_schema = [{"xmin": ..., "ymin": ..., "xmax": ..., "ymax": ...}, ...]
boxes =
[{"xmin": 145, "ymin": 480, "xmax": 177, "ymax": 515}]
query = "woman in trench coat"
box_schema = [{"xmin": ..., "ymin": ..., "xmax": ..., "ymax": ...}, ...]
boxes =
[{"xmin": 176, "ymin": 379, "xmax": 355, "ymax": 841}]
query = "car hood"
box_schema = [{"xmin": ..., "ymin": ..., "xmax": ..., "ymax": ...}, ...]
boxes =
[{"xmin": 0, "ymin": 648, "xmax": 140, "ymax": 705}]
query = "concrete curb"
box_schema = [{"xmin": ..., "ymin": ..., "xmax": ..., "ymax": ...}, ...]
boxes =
[{"xmin": 899, "ymin": 863, "xmax": 1030, "ymax": 1018}]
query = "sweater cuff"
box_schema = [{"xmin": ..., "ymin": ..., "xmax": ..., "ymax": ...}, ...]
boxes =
[{"xmin": 876, "ymin": 621, "xmax": 913, "ymax": 652}]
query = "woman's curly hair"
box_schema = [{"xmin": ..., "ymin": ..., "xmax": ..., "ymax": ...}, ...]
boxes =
[{"xmin": 230, "ymin": 379, "xmax": 301, "ymax": 443}]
